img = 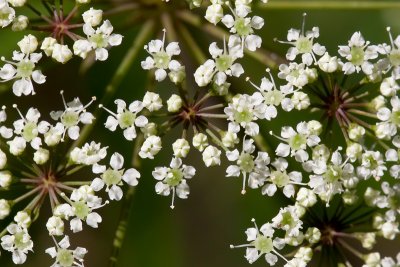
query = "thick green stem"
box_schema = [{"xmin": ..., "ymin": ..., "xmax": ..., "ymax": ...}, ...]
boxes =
[
  {"xmin": 72, "ymin": 20, "xmax": 156, "ymax": 149},
  {"xmin": 108, "ymin": 134, "xmax": 144, "ymax": 267},
  {"xmin": 258, "ymin": 1, "xmax": 400, "ymax": 9}
]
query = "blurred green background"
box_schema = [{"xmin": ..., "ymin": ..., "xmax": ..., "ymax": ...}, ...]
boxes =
[{"xmin": 0, "ymin": 0, "xmax": 400, "ymax": 266}]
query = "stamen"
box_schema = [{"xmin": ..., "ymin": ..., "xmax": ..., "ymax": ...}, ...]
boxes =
[
  {"xmin": 251, "ymin": 218, "xmax": 259, "ymax": 231},
  {"xmin": 170, "ymin": 187, "xmax": 176, "ymax": 209},
  {"xmin": 266, "ymin": 68, "xmax": 278, "ymax": 90},
  {"xmin": 301, "ymin": 13, "xmax": 307, "ymax": 35},
  {"xmin": 83, "ymin": 96, "xmax": 96, "ymax": 110},
  {"xmin": 387, "ymin": 27, "xmax": 395, "ymax": 47},
  {"xmin": 269, "ymin": 131, "xmax": 286, "ymax": 142},
  {"xmin": 98, "ymin": 104, "xmax": 117, "ymax": 117},
  {"xmin": 246, "ymin": 77, "xmax": 261, "ymax": 91},
  {"xmin": 241, "ymin": 173, "xmax": 247, "ymax": 195},
  {"xmin": 60, "ymin": 90, "xmax": 67, "ymax": 108},
  {"xmin": 162, "ymin": 28, "xmax": 167, "ymax": 49},
  {"xmin": 12, "ymin": 104, "xmax": 26, "ymax": 121},
  {"xmin": 229, "ymin": 244, "xmax": 252, "ymax": 249}
]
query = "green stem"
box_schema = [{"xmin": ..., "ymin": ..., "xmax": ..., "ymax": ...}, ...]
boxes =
[
  {"xmin": 108, "ymin": 134, "xmax": 144, "ymax": 267},
  {"xmin": 258, "ymin": 1, "xmax": 400, "ymax": 9},
  {"xmin": 72, "ymin": 19, "xmax": 156, "ymax": 150}
]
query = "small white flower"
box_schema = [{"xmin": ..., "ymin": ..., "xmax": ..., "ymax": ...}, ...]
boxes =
[
  {"xmin": 141, "ymin": 29, "xmax": 181, "ymax": 82},
  {"xmin": 82, "ymin": 7, "xmax": 103, "ymax": 27},
  {"xmin": 33, "ymin": 148, "xmax": 49, "ymax": 164},
  {"xmin": 167, "ymin": 94, "xmax": 183, "ymax": 112},
  {"xmin": 172, "ymin": 138, "xmax": 190, "ymax": 158},
  {"xmin": 202, "ymin": 145, "xmax": 221, "ymax": 167},
  {"xmin": 152, "ymin": 157, "xmax": 196, "ymax": 209},
  {"xmin": 91, "ymin": 153, "xmax": 140, "ymax": 200},
  {"xmin": 192, "ymin": 133, "xmax": 208, "ymax": 152},
  {"xmin": 139, "ymin": 135, "xmax": 162, "ymax": 159},
  {"xmin": 46, "ymin": 216, "xmax": 64, "ymax": 236},
  {"xmin": 70, "ymin": 141, "xmax": 108, "ymax": 165},
  {"xmin": 0, "ymin": 35, "xmax": 46, "ymax": 96},
  {"xmin": 52, "ymin": 43, "xmax": 73, "ymax": 64},
  {"xmin": 1, "ymin": 223, "xmax": 33, "ymax": 264},
  {"xmin": 0, "ymin": 170, "xmax": 12, "ymax": 188},
  {"xmin": 318, "ymin": 52, "xmax": 340, "ymax": 73},
  {"xmin": 0, "ymin": 1, "xmax": 15, "ymax": 28},
  {"xmin": 205, "ymin": 2, "xmax": 223, "ymax": 25},
  {"xmin": 74, "ymin": 20, "xmax": 123, "ymax": 61},
  {"xmin": 101, "ymin": 99, "xmax": 148, "ymax": 141},
  {"xmin": 45, "ymin": 236, "xmax": 87, "ymax": 267},
  {"xmin": 142, "ymin": 92, "xmax": 163, "ymax": 112}
]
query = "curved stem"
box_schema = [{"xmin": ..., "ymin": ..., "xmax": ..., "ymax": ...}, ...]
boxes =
[{"xmin": 72, "ymin": 19, "xmax": 156, "ymax": 150}]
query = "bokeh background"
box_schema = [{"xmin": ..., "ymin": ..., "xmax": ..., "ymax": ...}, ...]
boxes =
[{"xmin": 0, "ymin": 0, "xmax": 400, "ymax": 266}]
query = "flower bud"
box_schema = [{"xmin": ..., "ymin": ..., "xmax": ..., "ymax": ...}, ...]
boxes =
[
  {"xmin": 318, "ymin": 52, "xmax": 339, "ymax": 73},
  {"xmin": 192, "ymin": 133, "xmax": 208, "ymax": 152},
  {"xmin": 8, "ymin": 0, "xmax": 26, "ymax": 7},
  {"xmin": 346, "ymin": 142, "xmax": 362, "ymax": 162},
  {"xmin": 52, "ymin": 44, "xmax": 73, "ymax": 64},
  {"xmin": 342, "ymin": 190, "xmax": 358, "ymax": 205},
  {"xmin": 139, "ymin": 135, "xmax": 162, "ymax": 159},
  {"xmin": 34, "ymin": 148, "xmax": 50, "ymax": 164},
  {"xmin": 355, "ymin": 233, "xmax": 376, "ymax": 249},
  {"xmin": 348, "ymin": 123, "xmax": 365, "ymax": 141},
  {"xmin": 169, "ymin": 66, "xmax": 186, "ymax": 84},
  {"xmin": 202, "ymin": 145, "xmax": 221, "ymax": 167},
  {"xmin": 296, "ymin": 188, "xmax": 317, "ymax": 207},
  {"xmin": 0, "ymin": 170, "xmax": 12, "ymax": 188},
  {"xmin": 370, "ymin": 95, "xmax": 386, "ymax": 111},
  {"xmin": 17, "ymin": 34, "xmax": 38, "ymax": 54},
  {"xmin": 140, "ymin": 122, "xmax": 158, "ymax": 137},
  {"xmin": 307, "ymin": 120, "xmax": 322, "ymax": 135},
  {"xmin": 0, "ymin": 199, "xmax": 11, "ymax": 219},
  {"xmin": 205, "ymin": 4, "xmax": 223, "ymax": 25},
  {"xmin": 0, "ymin": 149, "xmax": 7, "ymax": 169},
  {"xmin": 14, "ymin": 211, "xmax": 31, "ymax": 228},
  {"xmin": 12, "ymin": 15, "xmax": 28, "ymax": 31},
  {"xmin": 221, "ymin": 131, "xmax": 239, "ymax": 148},
  {"xmin": 363, "ymin": 253, "xmax": 381, "ymax": 266},
  {"xmin": 172, "ymin": 138, "xmax": 190, "ymax": 158},
  {"xmin": 82, "ymin": 8, "xmax": 103, "ymax": 27},
  {"xmin": 380, "ymin": 77, "xmax": 399, "ymax": 97},
  {"xmin": 305, "ymin": 227, "xmax": 321, "ymax": 244},
  {"xmin": 381, "ymin": 221, "xmax": 399, "ymax": 240},
  {"xmin": 41, "ymin": 37, "xmax": 57, "ymax": 56},
  {"xmin": 143, "ymin": 92, "xmax": 162, "ymax": 112},
  {"xmin": 294, "ymin": 247, "xmax": 313, "ymax": 262},
  {"xmin": 46, "ymin": 216, "xmax": 64, "ymax": 236},
  {"xmin": 167, "ymin": 94, "xmax": 183, "ymax": 112},
  {"xmin": 291, "ymin": 92, "xmax": 310, "ymax": 110}
]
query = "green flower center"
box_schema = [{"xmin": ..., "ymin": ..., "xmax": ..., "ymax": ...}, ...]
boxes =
[
  {"xmin": 153, "ymin": 51, "xmax": 171, "ymax": 69},
  {"xmin": 350, "ymin": 46, "xmax": 365, "ymax": 66},
  {"xmin": 165, "ymin": 169, "xmax": 183, "ymax": 187},
  {"xmin": 118, "ymin": 111, "xmax": 135, "ymax": 129},
  {"xmin": 61, "ymin": 111, "xmax": 79, "ymax": 127},
  {"xmin": 234, "ymin": 17, "xmax": 252, "ymax": 36},
  {"xmin": 233, "ymin": 108, "xmax": 253, "ymax": 124},
  {"xmin": 238, "ymin": 153, "xmax": 255, "ymax": 173},
  {"xmin": 89, "ymin": 33, "xmax": 108, "ymax": 48},
  {"xmin": 289, "ymin": 134, "xmax": 307, "ymax": 150},
  {"xmin": 389, "ymin": 49, "xmax": 400, "ymax": 67},
  {"xmin": 324, "ymin": 165, "xmax": 343, "ymax": 183},
  {"xmin": 102, "ymin": 169, "xmax": 122, "ymax": 186},
  {"xmin": 216, "ymin": 55, "xmax": 233, "ymax": 72},
  {"xmin": 73, "ymin": 201, "xmax": 90, "ymax": 220},
  {"xmin": 14, "ymin": 232, "xmax": 30, "ymax": 250},
  {"xmin": 22, "ymin": 122, "xmax": 38, "ymax": 142},
  {"xmin": 296, "ymin": 37, "xmax": 313, "ymax": 54},
  {"xmin": 270, "ymin": 170, "xmax": 290, "ymax": 187},
  {"xmin": 253, "ymin": 236, "xmax": 273, "ymax": 254},
  {"xmin": 56, "ymin": 249, "xmax": 74, "ymax": 267},
  {"xmin": 17, "ymin": 59, "xmax": 35, "ymax": 78}
]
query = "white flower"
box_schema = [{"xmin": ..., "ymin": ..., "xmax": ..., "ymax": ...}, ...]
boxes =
[
  {"xmin": 74, "ymin": 20, "xmax": 123, "ymax": 61},
  {"xmin": 230, "ymin": 219, "xmax": 288, "ymax": 265},
  {"xmin": 0, "ymin": 1, "xmax": 15, "ymax": 28},
  {"xmin": 52, "ymin": 43, "xmax": 73, "ymax": 64},
  {"xmin": 141, "ymin": 29, "xmax": 181, "ymax": 82},
  {"xmin": 50, "ymin": 92, "xmax": 95, "ymax": 141},
  {"xmin": 41, "ymin": 37, "xmax": 57, "ymax": 56},
  {"xmin": 296, "ymin": 188, "xmax": 317, "ymax": 207},
  {"xmin": 376, "ymin": 96, "xmax": 400, "ymax": 139},
  {"xmin": 279, "ymin": 17, "xmax": 325, "ymax": 65},
  {"xmin": 380, "ymin": 77, "xmax": 399, "ymax": 97},
  {"xmin": 192, "ymin": 133, "xmax": 208, "ymax": 152},
  {"xmin": 272, "ymin": 205, "xmax": 303, "ymax": 237},
  {"xmin": 224, "ymin": 94, "xmax": 263, "ymax": 136},
  {"xmin": 14, "ymin": 211, "xmax": 31, "ymax": 228},
  {"xmin": 91, "ymin": 153, "xmax": 140, "ymax": 200},
  {"xmin": 142, "ymin": 92, "xmax": 163, "ymax": 112},
  {"xmin": 278, "ymin": 62, "xmax": 315, "ymax": 88},
  {"xmin": 338, "ymin": 31, "xmax": 379, "ymax": 75},
  {"xmin": 1, "ymin": 223, "xmax": 33, "ymax": 264},
  {"xmin": 70, "ymin": 142, "xmax": 108, "ymax": 165},
  {"xmin": 167, "ymin": 94, "xmax": 183, "ymax": 112},
  {"xmin": 45, "ymin": 236, "xmax": 87, "ymax": 267},
  {"xmin": 101, "ymin": 99, "xmax": 148, "ymax": 141},
  {"xmin": 273, "ymin": 122, "xmax": 320, "ymax": 162},
  {"xmin": 221, "ymin": 4, "xmax": 264, "ymax": 51},
  {"xmin": 0, "ymin": 170, "xmax": 12, "ymax": 188},
  {"xmin": 0, "ymin": 35, "xmax": 46, "ymax": 96},
  {"xmin": 318, "ymin": 52, "xmax": 340, "ymax": 73},
  {"xmin": 226, "ymin": 137, "xmax": 270, "ymax": 194},
  {"xmin": 205, "ymin": 2, "xmax": 223, "ymax": 25},
  {"xmin": 202, "ymin": 145, "xmax": 221, "ymax": 167},
  {"xmin": 33, "ymin": 148, "xmax": 49, "ymax": 164},
  {"xmin": 152, "ymin": 157, "xmax": 196, "ymax": 209},
  {"xmin": 172, "ymin": 138, "xmax": 190, "ymax": 158},
  {"xmin": 139, "ymin": 135, "xmax": 162, "ymax": 159},
  {"xmin": 46, "ymin": 216, "xmax": 64, "ymax": 236},
  {"xmin": 68, "ymin": 186, "xmax": 107, "ymax": 232},
  {"xmin": 357, "ymin": 150, "xmax": 387, "ymax": 180},
  {"xmin": 82, "ymin": 7, "xmax": 103, "ymax": 27},
  {"xmin": 195, "ymin": 36, "xmax": 244, "ymax": 87},
  {"xmin": 7, "ymin": 136, "xmax": 26, "ymax": 155}
]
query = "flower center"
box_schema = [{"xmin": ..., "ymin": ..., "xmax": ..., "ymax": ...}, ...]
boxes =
[
  {"xmin": 56, "ymin": 249, "xmax": 74, "ymax": 267},
  {"xmin": 350, "ymin": 46, "xmax": 365, "ymax": 66},
  {"xmin": 390, "ymin": 110, "xmax": 400, "ymax": 126},
  {"xmin": 264, "ymin": 90, "xmax": 284, "ymax": 106},
  {"xmin": 233, "ymin": 108, "xmax": 253, "ymax": 124},
  {"xmin": 238, "ymin": 153, "xmax": 255, "ymax": 173},
  {"xmin": 216, "ymin": 55, "xmax": 233, "ymax": 72},
  {"xmin": 118, "ymin": 111, "xmax": 135, "ymax": 129},
  {"xmin": 72, "ymin": 201, "xmax": 90, "ymax": 220},
  {"xmin": 289, "ymin": 133, "xmax": 307, "ymax": 150},
  {"xmin": 324, "ymin": 165, "xmax": 343, "ymax": 183},
  {"xmin": 22, "ymin": 122, "xmax": 38, "ymax": 142},
  {"xmin": 89, "ymin": 33, "xmax": 108, "ymax": 48},
  {"xmin": 270, "ymin": 170, "xmax": 290, "ymax": 187},
  {"xmin": 102, "ymin": 169, "xmax": 122, "ymax": 186},
  {"xmin": 253, "ymin": 236, "xmax": 273, "ymax": 253},
  {"xmin": 14, "ymin": 231, "xmax": 30, "ymax": 250},
  {"xmin": 61, "ymin": 111, "xmax": 79, "ymax": 127},
  {"xmin": 296, "ymin": 36, "xmax": 313, "ymax": 53},
  {"xmin": 17, "ymin": 59, "xmax": 35, "ymax": 78},
  {"xmin": 234, "ymin": 17, "xmax": 252, "ymax": 36},
  {"xmin": 153, "ymin": 51, "xmax": 171, "ymax": 69},
  {"xmin": 165, "ymin": 169, "xmax": 183, "ymax": 186}
]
